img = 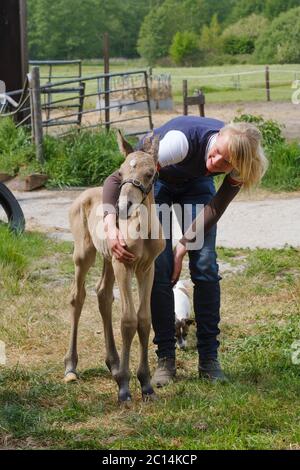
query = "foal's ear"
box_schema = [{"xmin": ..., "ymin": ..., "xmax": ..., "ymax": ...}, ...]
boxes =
[
  {"xmin": 142, "ymin": 132, "xmax": 160, "ymax": 163},
  {"xmin": 151, "ymin": 135, "xmax": 160, "ymax": 163},
  {"xmin": 116, "ymin": 130, "xmax": 134, "ymax": 157}
]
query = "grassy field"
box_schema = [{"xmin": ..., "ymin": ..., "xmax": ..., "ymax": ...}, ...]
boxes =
[
  {"xmin": 34, "ymin": 61, "xmax": 300, "ymax": 105},
  {"xmin": 0, "ymin": 225, "xmax": 300, "ymax": 450}
]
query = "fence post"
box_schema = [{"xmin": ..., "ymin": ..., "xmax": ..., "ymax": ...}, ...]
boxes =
[
  {"xmin": 30, "ymin": 66, "xmax": 44, "ymax": 164},
  {"xmin": 144, "ymin": 71, "xmax": 154, "ymax": 131},
  {"xmin": 103, "ymin": 32, "xmax": 110, "ymax": 132},
  {"xmin": 183, "ymin": 80, "xmax": 188, "ymax": 115},
  {"xmin": 265, "ymin": 65, "xmax": 271, "ymax": 102}
]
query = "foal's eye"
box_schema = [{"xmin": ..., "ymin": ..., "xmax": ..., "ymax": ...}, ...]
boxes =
[{"xmin": 145, "ymin": 171, "xmax": 154, "ymax": 179}]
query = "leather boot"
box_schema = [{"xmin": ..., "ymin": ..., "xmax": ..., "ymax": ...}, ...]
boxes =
[
  {"xmin": 151, "ymin": 357, "xmax": 176, "ymax": 388},
  {"xmin": 199, "ymin": 358, "xmax": 228, "ymax": 383}
]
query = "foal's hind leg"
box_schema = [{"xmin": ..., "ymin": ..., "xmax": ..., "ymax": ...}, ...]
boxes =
[
  {"xmin": 136, "ymin": 265, "xmax": 157, "ymax": 401},
  {"xmin": 64, "ymin": 242, "xmax": 96, "ymax": 382},
  {"xmin": 96, "ymin": 258, "xmax": 119, "ymax": 377}
]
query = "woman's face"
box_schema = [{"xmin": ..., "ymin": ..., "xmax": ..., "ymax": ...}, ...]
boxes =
[{"xmin": 206, "ymin": 132, "xmax": 234, "ymax": 174}]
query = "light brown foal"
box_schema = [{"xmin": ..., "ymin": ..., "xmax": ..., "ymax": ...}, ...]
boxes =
[{"xmin": 64, "ymin": 132, "xmax": 165, "ymax": 402}]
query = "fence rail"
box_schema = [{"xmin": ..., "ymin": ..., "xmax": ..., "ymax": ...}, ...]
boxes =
[{"xmin": 0, "ymin": 66, "xmax": 155, "ymax": 162}]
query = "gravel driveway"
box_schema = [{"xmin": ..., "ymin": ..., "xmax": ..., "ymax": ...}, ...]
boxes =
[{"xmin": 8, "ymin": 187, "xmax": 300, "ymax": 249}]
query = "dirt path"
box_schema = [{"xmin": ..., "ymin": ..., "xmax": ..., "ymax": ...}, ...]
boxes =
[{"xmin": 9, "ymin": 187, "xmax": 300, "ymax": 249}]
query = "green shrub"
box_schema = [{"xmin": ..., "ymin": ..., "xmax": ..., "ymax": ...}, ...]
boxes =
[
  {"xmin": 254, "ymin": 7, "xmax": 300, "ymax": 63},
  {"xmin": 169, "ymin": 31, "xmax": 200, "ymax": 66},
  {"xmin": 234, "ymin": 114, "xmax": 300, "ymax": 191},
  {"xmin": 234, "ymin": 114, "xmax": 285, "ymax": 149},
  {"xmin": 0, "ymin": 118, "xmax": 124, "ymax": 187},
  {"xmin": 0, "ymin": 118, "xmax": 36, "ymax": 176},
  {"xmin": 222, "ymin": 14, "xmax": 269, "ymax": 56},
  {"xmin": 223, "ymin": 36, "xmax": 255, "ymax": 55},
  {"xmin": 223, "ymin": 14, "xmax": 269, "ymax": 41},
  {"xmin": 43, "ymin": 130, "xmax": 124, "ymax": 187},
  {"xmin": 199, "ymin": 14, "xmax": 223, "ymax": 55},
  {"xmin": 261, "ymin": 141, "xmax": 300, "ymax": 191}
]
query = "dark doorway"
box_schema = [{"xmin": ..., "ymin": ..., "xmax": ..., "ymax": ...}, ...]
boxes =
[{"xmin": 0, "ymin": 0, "xmax": 28, "ymax": 93}]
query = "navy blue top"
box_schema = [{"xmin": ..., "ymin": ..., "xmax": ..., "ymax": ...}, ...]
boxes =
[{"xmin": 153, "ymin": 116, "xmax": 224, "ymax": 180}]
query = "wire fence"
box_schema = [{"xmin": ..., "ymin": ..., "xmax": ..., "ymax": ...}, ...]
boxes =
[{"xmin": 167, "ymin": 66, "xmax": 300, "ymax": 102}]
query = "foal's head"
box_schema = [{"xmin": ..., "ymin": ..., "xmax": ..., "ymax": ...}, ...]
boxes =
[{"xmin": 116, "ymin": 131, "xmax": 159, "ymax": 220}]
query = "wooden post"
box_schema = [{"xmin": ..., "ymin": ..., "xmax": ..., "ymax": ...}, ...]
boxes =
[
  {"xmin": 265, "ymin": 65, "xmax": 271, "ymax": 102},
  {"xmin": 183, "ymin": 79, "xmax": 188, "ymax": 115},
  {"xmin": 30, "ymin": 67, "xmax": 44, "ymax": 164},
  {"xmin": 199, "ymin": 89, "xmax": 205, "ymax": 117},
  {"xmin": 144, "ymin": 71, "xmax": 153, "ymax": 131},
  {"xmin": 103, "ymin": 32, "xmax": 110, "ymax": 131}
]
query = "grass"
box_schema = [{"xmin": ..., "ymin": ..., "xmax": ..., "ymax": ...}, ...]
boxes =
[
  {"xmin": 0, "ymin": 225, "xmax": 299, "ymax": 449},
  {"xmin": 33, "ymin": 61, "xmax": 300, "ymax": 104},
  {"xmin": 0, "ymin": 119, "xmax": 124, "ymax": 186}
]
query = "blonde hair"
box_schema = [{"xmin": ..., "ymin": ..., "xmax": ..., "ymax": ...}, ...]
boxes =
[{"xmin": 220, "ymin": 122, "xmax": 269, "ymax": 190}]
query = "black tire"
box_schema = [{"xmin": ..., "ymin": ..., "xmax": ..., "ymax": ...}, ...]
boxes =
[{"xmin": 0, "ymin": 182, "xmax": 25, "ymax": 233}]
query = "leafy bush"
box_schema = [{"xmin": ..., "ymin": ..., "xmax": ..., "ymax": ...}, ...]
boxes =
[
  {"xmin": 254, "ymin": 7, "xmax": 300, "ymax": 63},
  {"xmin": 0, "ymin": 118, "xmax": 36, "ymax": 176},
  {"xmin": 223, "ymin": 14, "xmax": 269, "ymax": 40},
  {"xmin": 233, "ymin": 114, "xmax": 285, "ymax": 149},
  {"xmin": 262, "ymin": 141, "xmax": 300, "ymax": 191},
  {"xmin": 0, "ymin": 118, "xmax": 124, "ymax": 187},
  {"xmin": 199, "ymin": 14, "xmax": 223, "ymax": 55},
  {"xmin": 222, "ymin": 14, "xmax": 269, "ymax": 56},
  {"xmin": 169, "ymin": 32, "xmax": 200, "ymax": 66},
  {"xmin": 43, "ymin": 130, "xmax": 124, "ymax": 187},
  {"xmin": 234, "ymin": 114, "xmax": 300, "ymax": 191},
  {"xmin": 223, "ymin": 36, "xmax": 255, "ymax": 55}
]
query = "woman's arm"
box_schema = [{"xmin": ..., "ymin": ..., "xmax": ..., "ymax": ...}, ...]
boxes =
[
  {"xmin": 102, "ymin": 170, "xmax": 122, "ymax": 216},
  {"xmin": 172, "ymin": 175, "xmax": 242, "ymax": 283},
  {"xmin": 102, "ymin": 171, "xmax": 136, "ymax": 263},
  {"xmin": 180, "ymin": 174, "xmax": 242, "ymax": 246}
]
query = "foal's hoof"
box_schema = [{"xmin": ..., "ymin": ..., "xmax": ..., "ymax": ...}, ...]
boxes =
[
  {"xmin": 142, "ymin": 391, "xmax": 159, "ymax": 402},
  {"xmin": 118, "ymin": 390, "xmax": 132, "ymax": 405},
  {"xmin": 64, "ymin": 372, "xmax": 78, "ymax": 383}
]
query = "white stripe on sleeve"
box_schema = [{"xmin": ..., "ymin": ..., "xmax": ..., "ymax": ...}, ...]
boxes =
[{"xmin": 158, "ymin": 130, "xmax": 189, "ymax": 168}]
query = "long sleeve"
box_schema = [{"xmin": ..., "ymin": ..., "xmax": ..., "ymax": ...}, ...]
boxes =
[
  {"xmin": 102, "ymin": 170, "xmax": 122, "ymax": 215},
  {"xmin": 180, "ymin": 175, "xmax": 242, "ymax": 247}
]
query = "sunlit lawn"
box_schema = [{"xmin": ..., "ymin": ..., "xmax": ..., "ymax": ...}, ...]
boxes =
[{"xmin": 0, "ymin": 225, "xmax": 299, "ymax": 449}]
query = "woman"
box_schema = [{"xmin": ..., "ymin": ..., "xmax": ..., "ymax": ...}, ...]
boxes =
[{"xmin": 102, "ymin": 116, "xmax": 268, "ymax": 386}]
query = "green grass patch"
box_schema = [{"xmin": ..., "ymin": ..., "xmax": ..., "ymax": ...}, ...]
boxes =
[
  {"xmin": 0, "ymin": 119, "xmax": 124, "ymax": 187},
  {"xmin": 0, "ymin": 229, "xmax": 299, "ymax": 449}
]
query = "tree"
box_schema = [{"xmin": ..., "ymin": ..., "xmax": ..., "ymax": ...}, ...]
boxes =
[
  {"xmin": 254, "ymin": 6, "xmax": 300, "ymax": 63},
  {"xmin": 229, "ymin": 0, "xmax": 266, "ymax": 23},
  {"xmin": 137, "ymin": 0, "xmax": 187, "ymax": 64},
  {"xmin": 169, "ymin": 32, "xmax": 200, "ymax": 66},
  {"xmin": 222, "ymin": 14, "xmax": 269, "ymax": 55},
  {"xmin": 200, "ymin": 14, "xmax": 222, "ymax": 54},
  {"xmin": 264, "ymin": 0, "xmax": 300, "ymax": 19},
  {"xmin": 27, "ymin": 0, "xmax": 152, "ymax": 59}
]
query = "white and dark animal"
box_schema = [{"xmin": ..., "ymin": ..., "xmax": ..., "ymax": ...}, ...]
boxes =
[{"xmin": 173, "ymin": 280, "xmax": 194, "ymax": 350}]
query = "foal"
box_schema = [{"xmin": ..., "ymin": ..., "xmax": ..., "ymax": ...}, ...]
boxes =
[{"xmin": 64, "ymin": 132, "xmax": 165, "ymax": 402}]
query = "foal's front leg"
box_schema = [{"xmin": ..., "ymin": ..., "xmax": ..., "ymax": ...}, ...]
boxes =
[
  {"xmin": 136, "ymin": 265, "xmax": 157, "ymax": 401},
  {"xmin": 112, "ymin": 260, "xmax": 137, "ymax": 403}
]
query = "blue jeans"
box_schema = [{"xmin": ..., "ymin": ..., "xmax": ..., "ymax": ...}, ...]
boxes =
[{"xmin": 151, "ymin": 176, "xmax": 222, "ymax": 361}]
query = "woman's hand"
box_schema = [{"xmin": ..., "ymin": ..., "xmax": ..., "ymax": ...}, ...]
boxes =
[
  {"xmin": 171, "ymin": 241, "xmax": 187, "ymax": 285},
  {"xmin": 104, "ymin": 214, "xmax": 136, "ymax": 263}
]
